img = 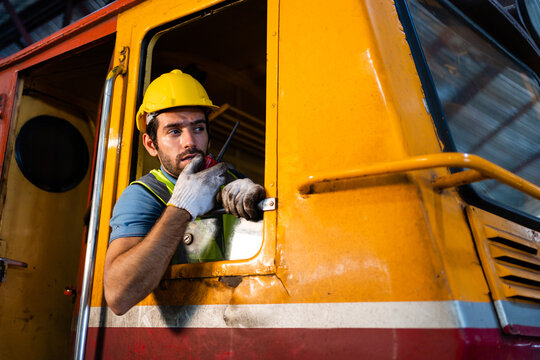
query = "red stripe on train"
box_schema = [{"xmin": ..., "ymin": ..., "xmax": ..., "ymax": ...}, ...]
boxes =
[{"xmin": 84, "ymin": 327, "xmax": 539, "ymax": 359}]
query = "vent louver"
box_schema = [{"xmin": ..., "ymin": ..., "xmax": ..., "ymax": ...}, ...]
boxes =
[
  {"xmin": 485, "ymin": 227, "xmax": 540, "ymax": 302},
  {"xmin": 466, "ymin": 206, "xmax": 540, "ymax": 336}
]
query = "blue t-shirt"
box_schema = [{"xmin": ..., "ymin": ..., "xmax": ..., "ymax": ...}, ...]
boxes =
[{"xmin": 109, "ymin": 167, "xmax": 176, "ymax": 243}]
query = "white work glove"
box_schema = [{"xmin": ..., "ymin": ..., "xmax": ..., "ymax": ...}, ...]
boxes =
[
  {"xmin": 221, "ymin": 178, "xmax": 266, "ymax": 221},
  {"xmin": 168, "ymin": 154, "xmax": 228, "ymax": 220}
]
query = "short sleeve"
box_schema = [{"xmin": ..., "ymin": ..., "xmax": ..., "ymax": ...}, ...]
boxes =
[{"xmin": 109, "ymin": 184, "xmax": 165, "ymax": 243}]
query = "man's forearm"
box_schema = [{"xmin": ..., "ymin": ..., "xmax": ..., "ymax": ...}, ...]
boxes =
[{"xmin": 104, "ymin": 207, "xmax": 191, "ymax": 315}]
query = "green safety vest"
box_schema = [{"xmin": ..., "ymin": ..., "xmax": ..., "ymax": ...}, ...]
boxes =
[{"xmin": 132, "ymin": 169, "xmax": 238, "ymax": 264}]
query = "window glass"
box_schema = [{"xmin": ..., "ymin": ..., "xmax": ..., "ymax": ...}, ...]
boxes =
[
  {"xmin": 407, "ymin": 0, "xmax": 540, "ymax": 218},
  {"xmin": 16, "ymin": 115, "xmax": 89, "ymax": 192},
  {"xmin": 139, "ymin": 0, "xmax": 266, "ymax": 263}
]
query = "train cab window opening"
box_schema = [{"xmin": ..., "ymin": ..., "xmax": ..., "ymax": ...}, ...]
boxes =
[
  {"xmin": 15, "ymin": 115, "xmax": 89, "ymax": 193},
  {"xmin": 402, "ymin": 0, "xmax": 540, "ymax": 221},
  {"xmin": 133, "ymin": 0, "xmax": 267, "ymax": 264}
]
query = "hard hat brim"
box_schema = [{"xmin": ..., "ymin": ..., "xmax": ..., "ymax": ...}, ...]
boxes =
[{"xmin": 136, "ymin": 104, "xmax": 219, "ymax": 133}]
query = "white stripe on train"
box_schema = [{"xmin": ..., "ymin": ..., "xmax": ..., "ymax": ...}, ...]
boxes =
[{"xmin": 89, "ymin": 301, "xmax": 502, "ymax": 329}]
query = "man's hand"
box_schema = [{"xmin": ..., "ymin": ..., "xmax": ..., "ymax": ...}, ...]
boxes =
[
  {"xmin": 222, "ymin": 178, "xmax": 266, "ymax": 220},
  {"xmin": 168, "ymin": 154, "xmax": 228, "ymax": 219}
]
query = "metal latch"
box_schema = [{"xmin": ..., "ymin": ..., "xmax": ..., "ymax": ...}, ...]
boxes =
[
  {"xmin": 259, "ymin": 197, "xmax": 276, "ymax": 211},
  {"xmin": 0, "ymin": 257, "xmax": 28, "ymax": 282}
]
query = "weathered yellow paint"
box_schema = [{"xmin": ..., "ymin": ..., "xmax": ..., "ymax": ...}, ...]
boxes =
[
  {"xmin": 362, "ymin": 0, "xmax": 491, "ymax": 303},
  {"xmin": 0, "ymin": 95, "xmax": 93, "ymax": 359},
  {"xmin": 274, "ymin": 0, "xmax": 448, "ymax": 303}
]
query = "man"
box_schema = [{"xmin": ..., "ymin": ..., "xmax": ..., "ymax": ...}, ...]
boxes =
[{"xmin": 104, "ymin": 70, "xmax": 265, "ymax": 315}]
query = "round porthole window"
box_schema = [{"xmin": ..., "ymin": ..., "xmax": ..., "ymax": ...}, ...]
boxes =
[{"xmin": 15, "ymin": 115, "xmax": 89, "ymax": 192}]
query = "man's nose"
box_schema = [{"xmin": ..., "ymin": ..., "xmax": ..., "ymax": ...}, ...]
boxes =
[{"xmin": 181, "ymin": 129, "xmax": 196, "ymax": 148}]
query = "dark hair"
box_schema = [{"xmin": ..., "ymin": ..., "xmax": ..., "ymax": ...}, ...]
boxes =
[{"xmin": 146, "ymin": 116, "xmax": 159, "ymax": 150}]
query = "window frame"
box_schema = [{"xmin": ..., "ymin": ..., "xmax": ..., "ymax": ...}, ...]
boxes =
[
  {"xmin": 395, "ymin": 0, "xmax": 540, "ymax": 231},
  {"xmin": 129, "ymin": 0, "xmax": 278, "ymax": 278}
]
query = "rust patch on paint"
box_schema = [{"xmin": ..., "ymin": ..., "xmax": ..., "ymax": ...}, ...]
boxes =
[{"xmin": 219, "ymin": 276, "xmax": 243, "ymax": 288}]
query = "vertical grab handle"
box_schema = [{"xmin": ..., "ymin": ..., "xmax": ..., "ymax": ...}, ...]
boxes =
[{"xmin": 73, "ymin": 66, "xmax": 124, "ymax": 360}]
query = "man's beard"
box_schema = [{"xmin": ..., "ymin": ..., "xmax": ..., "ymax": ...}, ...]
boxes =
[{"xmin": 159, "ymin": 148, "xmax": 205, "ymax": 178}]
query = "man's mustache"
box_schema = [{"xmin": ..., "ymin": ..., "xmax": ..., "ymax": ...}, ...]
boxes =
[{"xmin": 175, "ymin": 148, "xmax": 205, "ymax": 163}]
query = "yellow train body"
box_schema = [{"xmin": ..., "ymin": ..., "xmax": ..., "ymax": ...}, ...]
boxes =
[{"xmin": 0, "ymin": 0, "xmax": 538, "ymax": 358}]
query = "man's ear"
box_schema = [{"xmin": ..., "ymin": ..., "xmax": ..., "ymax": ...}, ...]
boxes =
[{"xmin": 142, "ymin": 133, "xmax": 158, "ymax": 157}]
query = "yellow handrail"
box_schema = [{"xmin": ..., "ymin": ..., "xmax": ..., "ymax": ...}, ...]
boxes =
[{"xmin": 297, "ymin": 152, "xmax": 540, "ymax": 200}]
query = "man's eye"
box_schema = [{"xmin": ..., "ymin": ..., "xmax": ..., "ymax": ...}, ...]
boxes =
[
  {"xmin": 195, "ymin": 126, "xmax": 205, "ymax": 132},
  {"xmin": 169, "ymin": 129, "xmax": 181, "ymax": 135}
]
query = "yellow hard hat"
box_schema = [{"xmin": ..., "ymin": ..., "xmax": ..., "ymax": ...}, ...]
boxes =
[{"xmin": 136, "ymin": 69, "xmax": 219, "ymax": 132}]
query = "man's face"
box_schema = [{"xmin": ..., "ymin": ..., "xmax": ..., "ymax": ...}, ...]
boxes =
[{"xmin": 143, "ymin": 107, "xmax": 209, "ymax": 177}]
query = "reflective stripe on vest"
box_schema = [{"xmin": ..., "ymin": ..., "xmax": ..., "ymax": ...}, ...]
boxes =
[
  {"xmin": 131, "ymin": 168, "xmax": 242, "ymax": 204},
  {"xmin": 131, "ymin": 169, "xmax": 173, "ymax": 205}
]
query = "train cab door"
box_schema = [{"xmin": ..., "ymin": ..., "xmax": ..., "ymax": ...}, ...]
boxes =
[{"xmin": 0, "ymin": 40, "xmax": 114, "ymax": 359}]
